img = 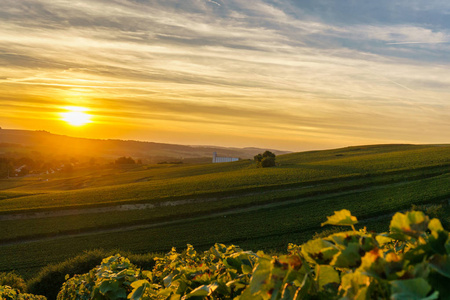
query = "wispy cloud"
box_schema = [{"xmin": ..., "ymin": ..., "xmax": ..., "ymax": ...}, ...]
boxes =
[
  {"xmin": 386, "ymin": 41, "xmax": 449, "ymax": 45},
  {"xmin": 0, "ymin": 0, "xmax": 448, "ymax": 149},
  {"xmin": 206, "ymin": 0, "xmax": 221, "ymax": 6}
]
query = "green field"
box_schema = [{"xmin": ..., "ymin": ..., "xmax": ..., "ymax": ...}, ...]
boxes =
[{"xmin": 0, "ymin": 144, "xmax": 449, "ymax": 279}]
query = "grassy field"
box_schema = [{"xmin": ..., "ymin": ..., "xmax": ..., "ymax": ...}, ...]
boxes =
[{"xmin": 0, "ymin": 144, "xmax": 449, "ymax": 279}]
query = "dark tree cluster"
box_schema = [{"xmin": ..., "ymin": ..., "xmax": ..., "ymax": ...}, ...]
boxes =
[
  {"xmin": 0, "ymin": 158, "xmax": 13, "ymax": 178},
  {"xmin": 115, "ymin": 156, "xmax": 136, "ymax": 165},
  {"xmin": 0, "ymin": 156, "xmax": 76, "ymax": 177},
  {"xmin": 254, "ymin": 151, "xmax": 276, "ymax": 168}
]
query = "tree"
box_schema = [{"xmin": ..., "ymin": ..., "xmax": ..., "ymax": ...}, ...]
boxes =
[
  {"xmin": 115, "ymin": 156, "xmax": 136, "ymax": 165},
  {"xmin": 0, "ymin": 158, "xmax": 13, "ymax": 178},
  {"xmin": 254, "ymin": 151, "xmax": 276, "ymax": 168}
]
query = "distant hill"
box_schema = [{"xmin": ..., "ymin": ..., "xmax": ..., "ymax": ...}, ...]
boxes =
[{"xmin": 0, "ymin": 128, "xmax": 290, "ymax": 163}]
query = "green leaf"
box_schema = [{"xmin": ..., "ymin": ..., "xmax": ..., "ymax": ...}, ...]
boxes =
[
  {"xmin": 248, "ymin": 258, "xmax": 272, "ymax": 295},
  {"xmin": 413, "ymin": 262, "xmax": 431, "ymax": 279},
  {"xmin": 302, "ymin": 239, "xmax": 338, "ymax": 264},
  {"xmin": 292, "ymin": 274, "xmax": 312, "ymax": 300},
  {"xmin": 428, "ymin": 272, "xmax": 450, "ymax": 300},
  {"xmin": 327, "ymin": 231, "xmax": 360, "ymax": 246},
  {"xmin": 225, "ymin": 257, "xmax": 243, "ymax": 271},
  {"xmin": 184, "ymin": 283, "xmax": 218, "ymax": 299},
  {"xmin": 375, "ymin": 234, "xmax": 395, "ymax": 246},
  {"xmin": 239, "ymin": 287, "xmax": 263, "ymax": 300},
  {"xmin": 184, "ymin": 286, "xmax": 209, "ymax": 298},
  {"xmin": 111, "ymin": 289, "xmax": 127, "ymax": 300},
  {"xmin": 170, "ymin": 294, "xmax": 181, "ymax": 300},
  {"xmin": 429, "ymin": 254, "xmax": 450, "ymax": 278},
  {"xmin": 242, "ymin": 264, "xmax": 253, "ymax": 275},
  {"xmin": 330, "ymin": 242, "xmax": 362, "ymax": 268},
  {"xmin": 428, "ymin": 218, "xmax": 444, "ymax": 234},
  {"xmin": 390, "ymin": 211, "xmax": 429, "ymax": 239},
  {"xmin": 322, "ymin": 209, "xmax": 358, "ymax": 227},
  {"xmin": 391, "ymin": 278, "xmax": 438, "ymax": 300},
  {"xmin": 128, "ymin": 280, "xmax": 151, "ymax": 300},
  {"xmin": 163, "ymin": 273, "xmax": 174, "ymax": 288},
  {"xmin": 99, "ymin": 280, "xmax": 120, "ymax": 294},
  {"xmin": 156, "ymin": 287, "xmax": 173, "ymax": 298},
  {"xmin": 315, "ymin": 265, "xmax": 339, "ymax": 291},
  {"xmin": 429, "ymin": 232, "xmax": 449, "ymax": 255},
  {"xmin": 355, "ymin": 286, "xmax": 369, "ymax": 300},
  {"xmin": 340, "ymin": 271, "xmax": 370, "ymax": 299}
]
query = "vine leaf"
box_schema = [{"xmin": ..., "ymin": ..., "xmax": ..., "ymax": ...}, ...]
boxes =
[
  {"xmin": 301, "ymin": 239, "xmax": 338, "ymax": 264},
  {"xmin": 315, "ymin": 265, "xmax": 339, "ymax": 291},
  {"xmin": 389, "ymin": 211, "xmax": 429, "ymax": 240},
  {"xmin": 330, "ymin": 242, "xmax": 362, "ymax": 268},
  {"xmin": 391, "ymin": 278, "xmax": 439, "ymax": 300},
  {"xmin": 321, "ymin": 209, "xmax": 358, "ymax": 227},
  {"xmin": 128, "ymin": 280, "xmax": 150, "ymax": 300},
  {"xmin": 429, "ymin": 254, "xmax": 450, "ymax": 279},
  {"xmin": 184, "ymin": 283, "xmax": 219, "ymax": 299}
]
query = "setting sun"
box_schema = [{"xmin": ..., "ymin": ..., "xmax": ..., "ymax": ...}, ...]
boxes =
[{"xmin": 61, "ymin": 107, "xmax": 92, "ymax": 126}]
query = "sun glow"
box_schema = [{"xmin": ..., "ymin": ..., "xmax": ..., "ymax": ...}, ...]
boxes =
[{"xmin": 61, "ymin": 106, "xmax": 92, "ymax": 126}]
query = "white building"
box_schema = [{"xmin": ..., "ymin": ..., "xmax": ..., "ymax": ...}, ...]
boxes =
[{"xmin": 212, "ymin": 152, "xmax": 239, "ymax": 163}]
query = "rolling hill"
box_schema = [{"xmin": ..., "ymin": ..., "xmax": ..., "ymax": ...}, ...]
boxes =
[
  {"xmin": 0, "ymin": 143, "xmax": 448, "ymax": 280},
  {"xmin": 0, "ymin": 128, "xmax": 290, "ymax": 163}
]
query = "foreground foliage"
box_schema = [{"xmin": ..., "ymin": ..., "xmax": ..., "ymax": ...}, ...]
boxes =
[
  {"xmin": 53, "ymin": 209, "xmax": 450, "ymax": 299},
  {"xmin": 0, "ymin": 271, "xmax": 27, "ymax": 293},
  {"xmin": 0, "ymin": 285, "xmax": 46, "ymax": 300},
  {"xmin": 27, "ymin": 249, "xmax": 159, "ymax": 300}
]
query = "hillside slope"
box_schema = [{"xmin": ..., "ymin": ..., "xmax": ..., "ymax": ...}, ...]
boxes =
[
  {"xmin": 0, "ymin": 143, "xmax": 448, "ymax": 278},
  {"xmin": 0, "ymin": 128, "xmax": 290, "ymax": 162}
]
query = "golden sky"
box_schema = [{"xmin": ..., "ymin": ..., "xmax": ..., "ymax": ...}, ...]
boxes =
[{"xmin": 0, "ymin": 0, "xmax": 449, "ymax": 151}]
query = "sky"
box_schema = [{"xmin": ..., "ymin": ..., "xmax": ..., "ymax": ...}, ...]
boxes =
[{"xmin": 0, "ymin": 0, "xmax": 449, "ymax": 151}]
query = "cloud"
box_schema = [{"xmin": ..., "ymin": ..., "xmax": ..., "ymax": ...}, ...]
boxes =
[
  {"xmin": 206, "ymin": 0, "xmax": 221, "ymax": 6},
  {"xmin": 0, "ymin": 0, "xmax": 449, "ymax": 149},
  {"xmin": 386, "ymin": 41, "xmax": 450, "ymax": 45}
]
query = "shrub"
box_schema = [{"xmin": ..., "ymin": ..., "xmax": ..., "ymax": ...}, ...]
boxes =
[
  {"xmin": 57, "ymin": 255, "xmax": 142, "ymax": 300},
  {"xmin": 27, "ymin": 249, "xmax": 159, "ymax": 300},
  {"xmin": 0, "ymin": 272, "xmax": 27, "ymax": 293},
  {"xmin": 0, "ymin": 285, "xmax": 46, "ymax": 300},
  {"xmin": 115, "ymin": 156, "xmax": 135, "ymax": 164},
  {"xmin": 58, "ymin": 244, "xmax": 255, "ymax": 300}
]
